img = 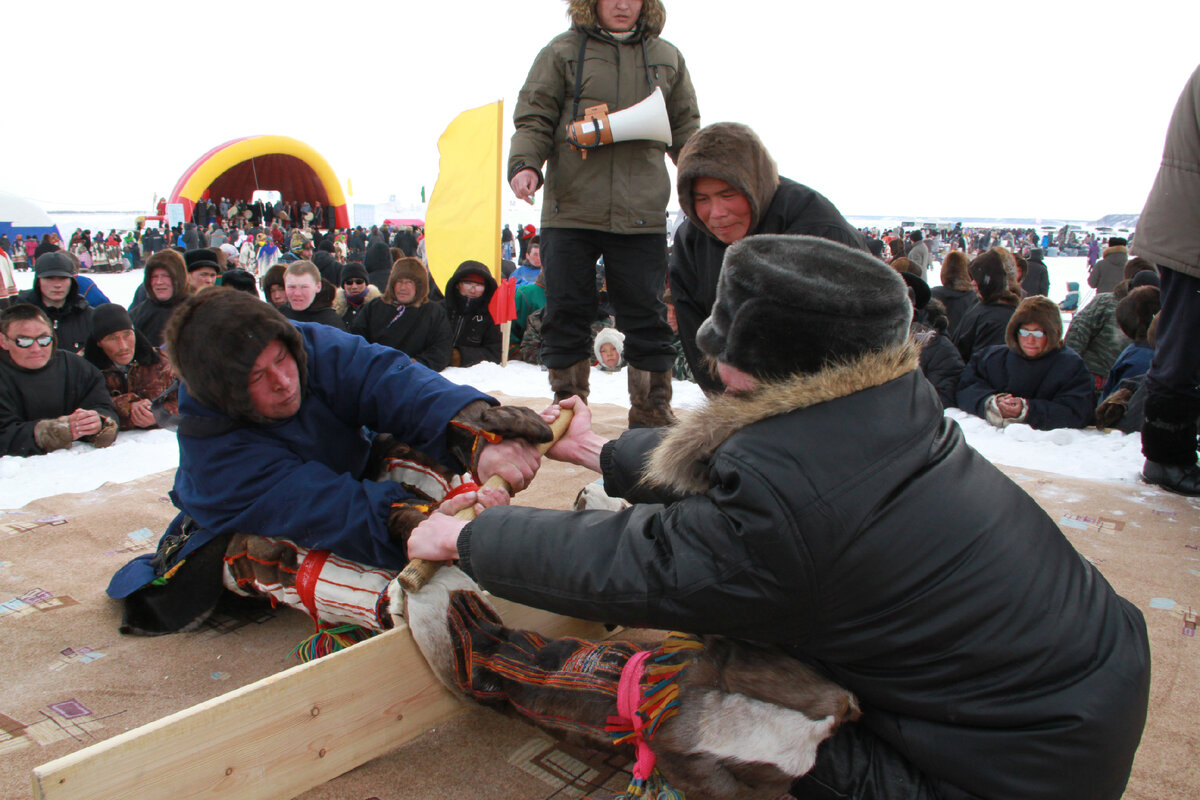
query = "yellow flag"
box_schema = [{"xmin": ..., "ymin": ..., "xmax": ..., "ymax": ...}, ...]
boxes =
[{"xmin": 425, "ymin": 101, "xmax": 503, "ymax": 293}]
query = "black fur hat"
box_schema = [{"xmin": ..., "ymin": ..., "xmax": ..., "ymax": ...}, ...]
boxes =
[
  {"xmin": 1115, "ymin": 286, "xmax": 1161, "ymax": 342},
  {"xmin": 184, "ymin": 248, "xmax": 221, "ymax": 273},
  {"xmin": 164, "ymin": 287, "xmax": 307, "ymax": 425},
  {"xmin": 696, "ymin": 235, "xmax": 910, "ymax": 379}
]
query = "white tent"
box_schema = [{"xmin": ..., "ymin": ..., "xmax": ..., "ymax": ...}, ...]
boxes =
[{"xmin": 0, "ymin": 191, "xmax": 63, "ymax": 245}]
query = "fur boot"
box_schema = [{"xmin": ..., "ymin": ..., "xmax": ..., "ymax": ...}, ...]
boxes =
[
  {"xmin": 1141, "ymin": 392, "xmax": 1200, "ymax": 495},
  {"xmin": 549, "ymin": 358, "xmax": 591, "ymax": 404},
  {"xmin": 628, "ymin": 367, "xmax": 676, "ymax": 428}
]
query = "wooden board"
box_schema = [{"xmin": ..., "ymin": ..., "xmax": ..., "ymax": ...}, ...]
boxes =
[{"xmin": 32, "ymin": 599, "xmax": 609, "ymax": 800}]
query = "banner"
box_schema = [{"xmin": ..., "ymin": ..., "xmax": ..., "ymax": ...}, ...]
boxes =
[
  {"xmin": 424, "ymin": 101, "xmax": 503, "ymax": 293},
  {"xmin": 166, "ymin": 203, "xmax": 185, "ymax": 228}
]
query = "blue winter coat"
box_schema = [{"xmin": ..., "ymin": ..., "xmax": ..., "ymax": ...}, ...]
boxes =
[
  {"xmin": 108, "ymin": 322, "xmax": 490, "ymax": 598},
  {"xmin": 1100, "ymin": 341, "xmax": 1154, "ymax": 401},
  {"xmin": 957, "ymin": 344, "xmax": 1095, "ymax": 430}
]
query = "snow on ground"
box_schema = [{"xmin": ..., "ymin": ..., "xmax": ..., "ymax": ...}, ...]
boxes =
[{"xmin": 1, "ymin": 260, "xmax": 1145, "ymax": 510}]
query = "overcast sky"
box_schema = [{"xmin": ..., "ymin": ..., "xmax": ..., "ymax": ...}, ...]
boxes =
[{"xmin": 9, "ymin": 1, "xmax": 1198, "ymax": 222}]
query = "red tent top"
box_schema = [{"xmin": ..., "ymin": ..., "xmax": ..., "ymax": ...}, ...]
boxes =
[{"xmin": 384, "ymin": 218, "xmax": 424, "ymax": 228}]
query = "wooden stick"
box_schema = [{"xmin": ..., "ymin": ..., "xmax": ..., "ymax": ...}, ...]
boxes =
[{"xmin": 397, "ymin": 407, "xmax": 573, "ymax": 593}]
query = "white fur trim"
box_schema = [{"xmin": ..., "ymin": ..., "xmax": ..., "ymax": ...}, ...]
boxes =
[
  {"xmin": 402, "ymin": 567, "xmax": 496, "ymax": 699},
  {"xmin": 690, "ymin": 690, "xmax": 838, "ymax": 777}
]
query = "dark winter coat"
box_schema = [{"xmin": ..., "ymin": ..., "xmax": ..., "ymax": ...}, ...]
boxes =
[
  {"xmin": 951, "ymin": 299, "xmax": 1016, "ymax": 363},
  {"xmin": 1021, "ymin": 248, "xmax": 1050, "ymax": 297},
  {"xmin": 458, "ymin": 344, "xmax": 1149, "ymax": 800},
  {"xmin": 0, "ymin": 348, "xmax": 117, "ymax": 456},
  {"xmin": 928, "ymin": 286, "xmax": 977, "ymax": 338},
  {"xmin": 1101, "ymin": 341, "xmax": 1154, "ymax": 401},
  {"xmin": 84, "ymin": 330, "xmax": 178, "ymax": 430},
  {"xmin": 129, "ymin": 256, "xmax": 189, "ymax": 347},
  {"xmin": 16, "ymin": 280, "xmax": 94, "ymax": 354},
  {"xmin": 333, "ymin": 284, "xmax": 382, "ymax": 328},
  {"xmin": 107, "ymin": 322, "xmax": 492, "ymax": 602},
  {"xmin": 912, "ymin": 322, "xmax": 963, "ymax": 408},
  {"xmin": 508, "ymin": 0, "xmax": 700, "ymax": 234},
  {"xmin": 351, "ymin": 297, "xmax": 453, "ymax": 371},
  {"xmin": 443, "ymin": 264, "xmax": 502, "ymax": 367},
  {"xmin": 957, "ymin": 344, "xmax": 1095, "ymax": 429},
  {"xmin": 671, "ymin": 181, "xmax": 865, "ymax": 393},
  {"xmin": 363, "ymin": 241, "xmax": 394, "ymax": 292}
]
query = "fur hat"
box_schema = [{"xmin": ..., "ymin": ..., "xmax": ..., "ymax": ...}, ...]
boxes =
[
  {"xmin": 215, "ymin": 268, "xmax": 260, "ymax": 297},
  {"xmin": 696, "ymin": 235, "xmax": 911, "ymax": 379},
  {"xmin": 968, "ymin": 249, "xmax": 1020, "ymax": 305},
  {"xmin": 184, "ymin": 249, "xmax": 221, "ymax": 273},
  {"xmin": 164, "ymin": 287, "xmax": 307, "ymax": 426},
  {"xmin": 940, "ymin": 250, "xmax": 972, "ymax": 291},
  {"xmin": 901, "ymin": 272, "xmax": 931, "ymax": 310},
  {"xmin": 91, "ymin": 303, "xmax": 133, "ymax": 342},
  {"xmin": 1116, "ymin": 286, "xmax": 1161, "ymax": 342},
  {"xmin": 1005, "ymin": 296, "xmax": 1063, "ymax": 356},
  {"xmin": 567, "ymin": 0, "xmax": 665, "ymax": 36},
  {"xmin": 677, "ymin": 123, "xmax": 780, "ymax": 242},
  {"xmin": 1108, "ymin": 236, "xmax": 1128, "ymax": 248},
  {"xmin": 383, "ymin": 257, "xmax": 430, "ymax": 306},
  {"xmin": 260, "ymin": 263, "xmax": 287, "ymax": 299}
]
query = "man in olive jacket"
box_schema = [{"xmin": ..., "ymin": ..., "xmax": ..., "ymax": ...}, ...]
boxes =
[
  {"xmin": 508, "ymin": 0, "xmax": 700, "ymax": 427},
  {"xmin": 410, "ymin": 235, "xmax": 1150, "ymax": 800}
]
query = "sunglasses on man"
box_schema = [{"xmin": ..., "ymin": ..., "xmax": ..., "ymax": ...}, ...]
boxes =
[
  {"xmin": 7, "ymin": 334, "xmax": 53, "ymax": 348},
  {"xmin": 344, "ymin": 279, "xmax": 367, "ymax": 287}
]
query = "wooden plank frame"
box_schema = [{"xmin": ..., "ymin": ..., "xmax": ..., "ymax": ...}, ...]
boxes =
[{"xmin": 32, "ymin": 599, "xmax": 610, "ymax": 800}]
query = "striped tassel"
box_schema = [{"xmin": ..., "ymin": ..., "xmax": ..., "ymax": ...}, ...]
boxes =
[{"xmin": 289, "ymin": 623, "xmax": 376, "ymax": 662}]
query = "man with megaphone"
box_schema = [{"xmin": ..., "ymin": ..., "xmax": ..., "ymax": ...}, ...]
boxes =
[{"xmin": 508, "ymin": 0, "xmax": 700, "ymax": 428}]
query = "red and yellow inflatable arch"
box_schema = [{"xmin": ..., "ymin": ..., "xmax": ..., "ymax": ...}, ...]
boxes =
[{"xmin": 168, "ymin": 135, "xmax": 349, "ymax": 228}]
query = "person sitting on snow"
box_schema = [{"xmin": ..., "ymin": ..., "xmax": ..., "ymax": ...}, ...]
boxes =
[
  {"xmin": 106, "ymin": 287, "xmax": 551, "ymax": 635},
  {"xmin": 83, "ymin": 304, "xmax": 178, "ymax": 431},
  {"xmin": 1059, "ymin": 280, "xmax": 1081, "ymax": 312},
  {"xmin": 444, "ymin": 261, "xmax": 502, "ymax": 368},
  {"xmin": 407, "ymin": 234, "xmax": 1150, "ymax": 800},
  {"xmin": 593, "ymin": 326, "xmax": 625, "ymax": 372},
  {"xmin": 957, "ymin": 295, "xmax": 1095, "ymax": 430},
  {"xmin": 0, "ymin": 304, "xmax": 117, "ymax": 456}
]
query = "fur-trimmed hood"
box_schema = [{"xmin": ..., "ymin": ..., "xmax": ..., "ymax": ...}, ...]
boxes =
[
  {"xmin": 141, "ymin": 249, "xmax": 189, "ymax": 305},
  {"xmin": 1005, "ymin": 296, "xmax": 1063, "ymax": 356},
  {"xmin": 568, "ymin": 0, "xmax": 665, "ymax": 37},
  {"xmin": 383, "ymin": 257, "xmax": 431, "ymax": 307},
  {"xmin": 1101, "ymin": 244, "xmax": 1129, "ymax": 260},
  {"xmin": 676, "ymin": 123, "xmax": 780, "ymax": 242},
  {"xmin": 333, "ymin": 284, "xmax": 382, "ymax": 316},
  {"xmin": 645, "ymin": 342, "xmax": 920, "ymax": 494}
]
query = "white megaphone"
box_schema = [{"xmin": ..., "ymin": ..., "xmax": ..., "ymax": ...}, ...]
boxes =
[{"xmin": 565, "ymin": 86, "xmax": 672, "ymax": 159}]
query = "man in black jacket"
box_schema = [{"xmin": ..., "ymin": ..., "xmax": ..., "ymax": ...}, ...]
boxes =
[
  {"xmin": 669, "ymin": 122, "xmax": 865, "ymax": 393},
  {"xmin": 16, "ymin": 252, "xmax": 94, "ymax": 353},
  {"xmin": 409, "ymin": 235, "xmax": 1150, "ymax": 800}
]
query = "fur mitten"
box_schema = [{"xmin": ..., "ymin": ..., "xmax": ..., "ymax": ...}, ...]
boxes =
[{"xmin": 33, "ymin": 417, "xmax": 73, "ymax": 452}]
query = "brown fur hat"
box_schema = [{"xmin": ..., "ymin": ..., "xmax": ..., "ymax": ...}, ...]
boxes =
[
  {"xmin": 260, "ymin": 263, "xmax": 287, "ymax": 299},
  {"xmin": 969, "ymin": 249, "xmax": 1021, "ymax": 306},
  {"xmin": 1115, "ymin": 286, "xmax": 1161, "ymax": 342},
  {"xmin": 940, "ymin": 250, "xmax": 972, "ymax": 291},
  {"xmin": 143, "ymin": 249, "xmax": 188, "ymax": 301},
  {"xmin": 676, "ymin": 123, "xmax": 780, "ymax": 242},
  {"xmin": 383, "ymin": 257, "xmax": 430, "ymax": 306},
  {"xmin": 567, "ymin": 0, "xmax": 665, "ymax": 36},
  {"xmin": 696, "ymin": 235, "xmax": 910, "ymax": 379},
  {"xmin": 1124, "ymin": 256, "xmax": 1156, "ymax": 280},
  {"xmin": 164, "ymin": 287, "xmax": 308, "ymax": 425},
  {"xmin": 1005, "ymin": 296, "xmax": 1063, "ymax": 356}
]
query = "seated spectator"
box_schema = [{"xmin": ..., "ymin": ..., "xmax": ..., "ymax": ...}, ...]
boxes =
[
  {"xmin": 510, "ymin": 263, "xmax": 547, "ymax": 355},
  {"xmin": 952, "ymin": 247, "xmax": 1021, "ymax": 363},
  {"xmin": 184, "ymin": 249, "xmax": 221, "ymax": 294},
  {"xmin": 333, "ymin": 263, "xmax": 381, "ymax": 327},
  {"xmin": 1059, "ymin": 281, "xmax": 1081, "ymax": 312},
  {"xmin": 444, "ymin": 261, "xmax": 501, "ymax": 368},
  {"xmin": 351, "ymin": 257, "xmax": 453, "ymax": 371},
  {"xmin": 130, "ymin": 249, "xmax": 189, "ymax": 347},
  {"xmin": 83, "ymin": 304, "xmax": 178, "ymax": 430},
  {"xmin": 1100, "ymin": 284, "xmax": 1161, "ymax": 401},
  {"xmin": 260, "ymin": 263, "xmax": 288, "ymax": 309},
  {"xmin": 930, "ymin": 250, "xmax": 978, "ymax": 337},
  {"xmin": 512, "ymin": 236, "xmax": 542, "ymax": 285},
  {"xmin": 0, "ymin": 304, "xmax": 118, "ymax": 455},
  {"xmin": 1065, "ymin": 279, "xmax": 1132, "ymax": 390},
  {"xmin": 594, "ymin": 327, "xmax": 626, "ymax": 372},
  {"xmin": 662, "ymin": 289, "xmax": 694, "ymax": 382},
  {"xmin": 903, "ymin": 272, "xmax": 963, "ymax": 409},
  {"xmin": 16, "ymin": 252, "xmax": 95, "ymax": 353},
  {"xmin": 279, "ymin": 261, "xmax": 346, "ymax": 330},
  {"xmin": 957, "ymin": 296, "xmax": 1094, "ymax": 430}
]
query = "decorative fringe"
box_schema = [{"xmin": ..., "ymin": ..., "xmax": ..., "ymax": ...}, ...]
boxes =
[{"xmin": 288, "ymin": 623, "xmax": 377, "ymax": 662}]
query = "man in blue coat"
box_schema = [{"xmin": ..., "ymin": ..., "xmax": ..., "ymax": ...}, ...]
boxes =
[{"xmin": 108, "ymin": 287, "xmax": 549, "ymax": 634}]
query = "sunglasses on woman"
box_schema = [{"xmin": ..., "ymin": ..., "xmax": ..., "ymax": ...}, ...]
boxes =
[
  {"xmin": 1017, "ymin": 329, "xmax": 1045, "ymax": 339},
  {"xmin": 8, "ymin": 334, "xmax": 54, "ymax": 348}
]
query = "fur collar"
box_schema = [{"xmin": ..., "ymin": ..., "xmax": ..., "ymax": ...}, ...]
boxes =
[
  {"xmin": 1102, "ymin": 244, "xmax": 1129, "ymax": 259},
  {"xmin": 645, "ymin": 343, "xmax": 919, "ymax": 494}
]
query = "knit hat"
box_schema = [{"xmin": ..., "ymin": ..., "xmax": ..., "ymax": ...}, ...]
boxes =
[
  {"xmin": 164, "ymin": 287, "xmax": 307, "ymax": 425},
  {"xmin": 696, "ymin": 235, "xmax": 910, "ymax": 379},
  {"xmin": 340, "ymin": 262, "xmax": 369, "ymax": 284},
  {"xmin": 91, "ymin": 303, "xmax": 133, "ymax": 341},
  {"xmin": 34, "ymin": 251, "xmax": 75, "ymax": 279},
  {"xmin": 184, "ymin": 248, "xmax": 221, "ymax": 273}
]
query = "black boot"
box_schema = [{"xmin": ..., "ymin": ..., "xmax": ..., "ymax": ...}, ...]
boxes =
[
  {"xmin": 1141, "ymin": 392, "xmax": 1200, "ymax": 495},
  {"xmin": 628, "ymin": 367, "xmax": 676, "ymax": 428},
  {"xmin": 548, "ymin": 359, "xmax": 591, "ymax": 404}
]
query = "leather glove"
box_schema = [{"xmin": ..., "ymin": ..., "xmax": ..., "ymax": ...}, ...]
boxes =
[
  {"xmin": 1095, "ymin": 387, "xmax": 1132, "ymax": 428},
  {"xmin": 448, "ymin": 400, "xmax": 553, "ymax": 479}
]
